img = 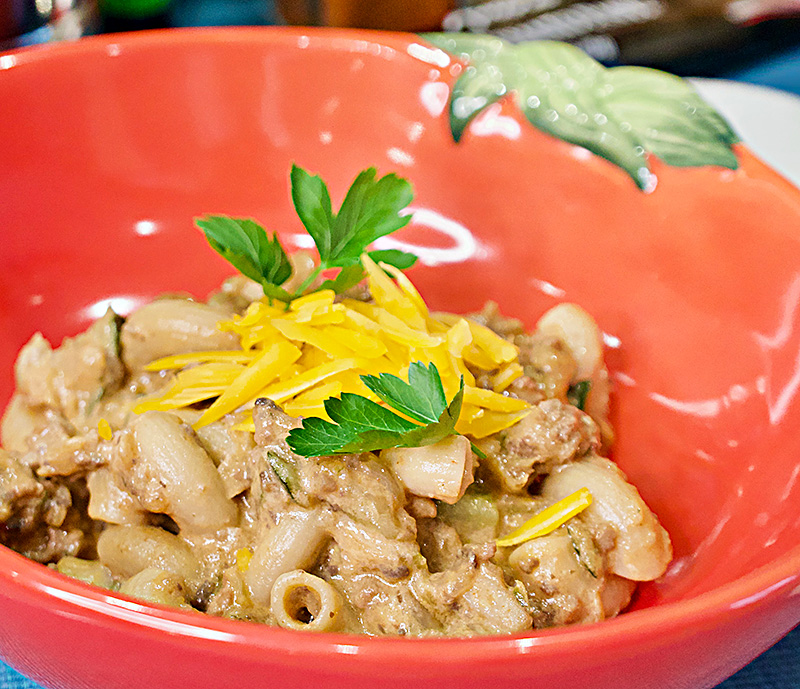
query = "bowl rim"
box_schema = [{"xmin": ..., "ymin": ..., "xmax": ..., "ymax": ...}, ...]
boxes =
[{"xmin": 2, "ymin": 25, "xmax": 800, "ymax": 665}]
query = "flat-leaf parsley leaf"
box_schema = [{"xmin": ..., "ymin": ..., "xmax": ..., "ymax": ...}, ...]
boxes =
[
  {"xmin": 196, "ymin": 216, "xmax": 293, "ymax": 301},
  {"xmin": 196, "ymin": 165, "xmax": 418, "ymax": 302},
  {"xmin": 286, "ymin": 362, "xmax": 466, "ymax": 457}
]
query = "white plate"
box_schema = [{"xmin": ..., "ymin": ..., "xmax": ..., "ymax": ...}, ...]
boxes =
[{"xmin": 691, "ymin": 78, "xmax": 800, "ymax": 188}]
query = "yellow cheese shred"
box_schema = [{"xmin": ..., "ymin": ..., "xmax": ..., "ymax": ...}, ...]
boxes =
[
  {"xmin": 495, "ymin": 488, "xmax": 593, "ymax": 547},
  {"xmin": 380, "ymin": 262, "xmax": 429, "ymax": 317},
  {"xmin": 144, "ymin": 351, "xmax": 255, "ymax": 371},
  {"xmin": 97, "ymin": 418, "xmax": 113, "ymax": 441},
  {"xmin": 362, "ymin": 254, "xmax": 426, "ymax": 330},
  {"xmin": 194, "ymin": 341, "xmax": 302, "ymax": 429},
  {"xmin": 491, "ymin": 362, "xmax": 524, "ymax": 392},
  {"xmin": 134, "ymin": 363, "xmax": 246, "ymax": 414},
  {"xmin": 463, "ymin": 386, "xmax": 529, "ymax": 413},
  {"xmin": 142, "ymin": 253, "xmax": 535, "ymax": 439},
  {"xmin": 282, "ymin": 380, "xmax": 343, "ymax": 421},
  {"xmin": 259, "ymin": 358, "xmax": 363, "ymax": 404},
  {"xmin": 457, "ymin": 405, "xmax": 531, "ymax": 439},
  {"xmin": 235, "ymin": 548, "xmax": 253, "ymax": 573}
]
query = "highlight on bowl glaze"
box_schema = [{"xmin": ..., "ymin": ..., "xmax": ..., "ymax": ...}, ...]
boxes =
[{"xmin": 1, "ymin": 26, "xmax": 800, "ymax": 689}]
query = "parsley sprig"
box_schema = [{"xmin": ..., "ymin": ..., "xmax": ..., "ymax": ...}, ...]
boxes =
[
  {"xmin": 286, "ymin": 362, "xmax": 478, "ymax": 458},
  {"xmin": 196, "ymin": 165, "xmax": 417, "ymax": 301}
]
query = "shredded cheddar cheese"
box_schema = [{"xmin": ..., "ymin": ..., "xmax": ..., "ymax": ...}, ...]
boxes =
[
  {"xmin": 97, "ymin": 418, "xmax": 113, "ymax": 441},
  {"xmin": 136, "ymin": 255, "xmax": 533, "ymax": 438},
  {"xmin": 496, "ymin": 488, "xmax": 593, "ymax": 547},
  {"xmin": 235, "ymin": 547, "xmax": 253, "ymax": 573}
]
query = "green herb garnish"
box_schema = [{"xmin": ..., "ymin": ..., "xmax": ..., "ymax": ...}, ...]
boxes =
[
  {"xmin": 196, "ymin": 216, "xmax": 295, "ymax": 301},
  {"xmin": 286, "ymin": 362, "xmax": 468, "ymax": 458},
  {"xmin": 567, "ymin": 380, "xmax": 591, "ymax": 410},
  {"xmin": 196, "ymin": 165, "xmax": 417, "ymax": 301}
]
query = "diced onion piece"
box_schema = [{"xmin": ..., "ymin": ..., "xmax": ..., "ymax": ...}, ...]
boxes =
[{"xmin": 496, "ymin": 487, "xmax": 593, "ymax": 547}]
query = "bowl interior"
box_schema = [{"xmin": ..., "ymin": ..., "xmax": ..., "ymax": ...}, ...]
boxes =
[{"xmin": 2, "ymin": 28, "xmax": 800, "ymax": 615}]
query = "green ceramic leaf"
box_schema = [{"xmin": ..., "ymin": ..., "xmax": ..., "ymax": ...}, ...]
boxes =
[
  {"xmin": 422, "ymin": 34, "xmax": 740, "ymax": 189},
  {"xmin": 428, "ymin": 34, "xmax": 526, "ymax": 141},
  {"xmin": 604, "ymin": 66, "xmax": 739, "ymax": 170},
  {"xmin": 424, "ymin": 33, "xmax": 506, "ymax": 63},
  {"xmin": 449, "ymin": 62, "xmax": 503, "ymax": 142},
  {"xmin": 514, "ymin": 42, "xmax": 648, "ymax": 187}
]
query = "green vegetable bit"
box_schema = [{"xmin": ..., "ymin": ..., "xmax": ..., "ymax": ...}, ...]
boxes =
[
  {"xmin": 567, "ymin": 380, "xmax": 591, "ymax": 410},
  {"xmin": 268, "ymin": 452, "xmax": 300, "ymax": 499}
]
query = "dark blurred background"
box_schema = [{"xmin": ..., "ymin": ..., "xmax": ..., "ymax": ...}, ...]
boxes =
[{"xmin": 2, "ymin": 0, "xmax": 800, "ymax": 95}]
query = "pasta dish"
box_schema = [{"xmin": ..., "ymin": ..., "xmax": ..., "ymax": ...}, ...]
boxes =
[{"xmin": 0, "ymin": 166, "xmax": 671, "ymax": 636}]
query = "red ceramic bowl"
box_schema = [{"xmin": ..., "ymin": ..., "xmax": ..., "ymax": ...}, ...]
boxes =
[{"xmin": 2, "ymin": 27, "xmax": 800, "ymax": 689}]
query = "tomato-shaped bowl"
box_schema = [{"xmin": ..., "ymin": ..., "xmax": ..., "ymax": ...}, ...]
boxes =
[{"xmin": 1, "ymin": 27, "xmax": 800, "ymax": 689}]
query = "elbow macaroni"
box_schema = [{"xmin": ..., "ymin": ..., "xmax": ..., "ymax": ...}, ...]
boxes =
[
  {"xmin": 245, "ymin": 510, "xmax": 327, "ymax": 605},
  {"xmin": 270, "ymin": 570, "xmax": 343, "ymax": 632}
]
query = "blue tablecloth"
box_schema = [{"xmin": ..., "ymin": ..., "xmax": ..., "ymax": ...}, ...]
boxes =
[
  {"xmin": 729, "ymin": 47, "xmax": 800, "ymax": 98},
  {"xmin": 2, "ymin": 2, "xmax": 799, "ymax": 687}
]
